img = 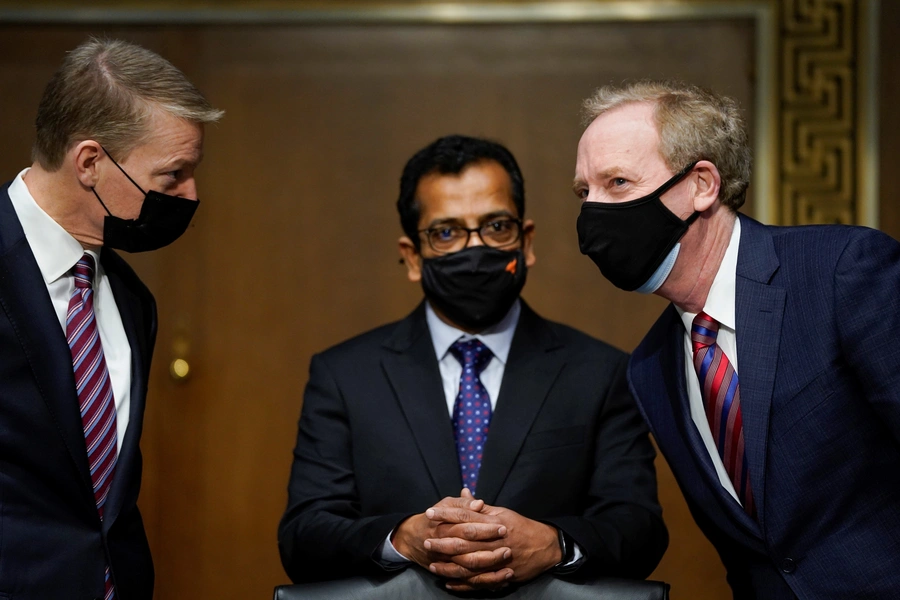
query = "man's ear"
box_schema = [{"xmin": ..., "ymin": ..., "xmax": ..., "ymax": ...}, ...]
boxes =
[
  {"xmin": 521, "ymin": 219, "xmax": 536, "ymax": 268},
  {"xmin": 398, "ymin": 236, "xmax": 423, "ymax": 282},
  {"xmin": 72, "ymin": 140, "xmax": 104, "ymax": 189},
  {"xmin": 692, "ymin": 160, "xmax": 722, "ymax": 213}
]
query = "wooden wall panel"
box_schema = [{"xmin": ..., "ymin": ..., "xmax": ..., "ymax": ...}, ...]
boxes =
[{"xmin": 879, "ymin": 1, "xmax": 900, "ymax": 239}]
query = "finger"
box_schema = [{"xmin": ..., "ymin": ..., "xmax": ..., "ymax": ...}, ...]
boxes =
[
  {"xmin": 433, "ymin": 521, "xmax": 507, "ymax": 541},
  {"xmin": 460, "ymin": 488, "xmax": 485, "ymax": 511},
  {"xmin": 445, "ymin": 569, "xmax": 514, "ymax": 591},
  {"xmin": 425, "ymin": 537, "xmax": 500, "ymax": 555},
  {"xmin": 429, "ymin": 548, "xmax": 510, "ymax": 578},
  {"xmin": 452, "ymin": 547, "xmax": 511, "ymax": 571},
  {"xmin": 429, "ymin": 496, "xmax": 484, "ymax": 514},
  {"xmin": 426, "ymin": 506, "xmax": 499, "ymax": 525}
]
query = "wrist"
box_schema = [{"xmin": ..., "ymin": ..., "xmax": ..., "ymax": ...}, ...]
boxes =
[{"xmin": 391, "ymin": 515, "xmax": 417, "ymax": 558}]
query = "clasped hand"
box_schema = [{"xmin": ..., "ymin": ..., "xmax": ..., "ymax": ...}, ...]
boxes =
[{"xmin": 391, "ymin": 489, "xmax": 562, "ymax": 592}]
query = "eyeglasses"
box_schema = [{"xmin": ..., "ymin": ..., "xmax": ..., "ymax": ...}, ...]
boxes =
[{"xmin": 418, "ymin": 218, "xmax": 523, "ymax": 254}]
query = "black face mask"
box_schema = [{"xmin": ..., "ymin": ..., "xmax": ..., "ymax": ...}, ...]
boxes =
[
  {"xmin": 576, "ymin": 162, "xmax": 698, "ymax": 292},
  {"xmin": 421, "ymin": 246, "xmax": 527, "ymax": 331},
  {"xmin": 92, "ymin": 147, "xmax": 200, "ymax": 253}
]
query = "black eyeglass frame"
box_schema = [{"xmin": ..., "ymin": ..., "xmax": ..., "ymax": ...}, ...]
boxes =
[{"xmin": 417, "ymin": 218, "xmax": 524, "ymax": 254}]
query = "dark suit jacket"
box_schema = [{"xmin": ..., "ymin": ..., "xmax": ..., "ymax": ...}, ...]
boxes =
[
  {"xmin": 629, "ymin": 214, "xmax": 900, "ymax": 600},
  {"xmin": 0, "ymin": 182, "xmax": 156, "ymax": 599},
  {"xmin": 278, "ymin": 301, "xmax": 667, "ymax": 584}
]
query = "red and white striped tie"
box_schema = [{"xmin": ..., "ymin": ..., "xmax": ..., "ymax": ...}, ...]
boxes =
[{"xmin": 67, "ymin": 253, "xmax": 117, "ymax": 600}]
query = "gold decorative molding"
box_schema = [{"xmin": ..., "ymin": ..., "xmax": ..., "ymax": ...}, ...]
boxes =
[
  {"xmin": 778, "ymin": 0, "xmax": 874, "ymax": 226},
  {"xmin": 0, "ymin": 0, "xmax": 879, "ymax": 226}
]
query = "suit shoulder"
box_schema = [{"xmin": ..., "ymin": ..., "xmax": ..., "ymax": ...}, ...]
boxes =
[
  {"xmin": 766, "ymin": 222, "xmax": 895, "ymax": 260},
  {"xmin": 314, "ymin": 318, "xmax": 408, "ymax": 363}
]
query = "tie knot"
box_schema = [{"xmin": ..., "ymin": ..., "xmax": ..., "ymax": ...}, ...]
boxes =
[
  {"xmin": 691, "ymin": 312, "xmax": 719, "ymax": 349},
  {"xmin": 449, "ymin": 339, "xmax": 493, "ymax": 375},
  {"xmin": 73, "ymin": 254, "xmax": 96, "ymax": 289}
]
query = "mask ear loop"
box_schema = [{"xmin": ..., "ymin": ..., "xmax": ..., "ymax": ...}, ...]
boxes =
[
  {"xmin": 91, "ymin": 144, "xmax": 148, "ymax": 218},
  {"xmin": 99, "ymin": 144, "xmax": 148, "ymax": 195}
]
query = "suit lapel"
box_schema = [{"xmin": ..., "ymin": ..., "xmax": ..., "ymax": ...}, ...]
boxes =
[
  {"xmin": 101, "ymin": 250, "xmax": 150, "ymax": 531},
  {"xmin": 0, "ymin": 186, "xmax": 94, "ymax": 498},
  {"xmin": 381, "ymin": 304, "xmax": 463, "ymax": 498},
  {"xmin": 632, "ymin": 306, "xmax": 760, "ymax": 538},
  {"xmin": 665, "ymin": 308, "xmax": 760, "ymax": 533},
  {"xmin": 475, "ymin": 304, "xmax": 564, "ymax": 505},
  {"xmin": 734, "ymin": 215, "xmax": 785, "ymax": 529}
]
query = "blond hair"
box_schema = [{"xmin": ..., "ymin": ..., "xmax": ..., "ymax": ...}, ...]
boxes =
[
  {"xmin": 33, "ymin": 37, "xmax": 223, "ymax": 170},
  {"xmin": 582, "ymin": 80, "xmax": 751, "ymax": 210}
]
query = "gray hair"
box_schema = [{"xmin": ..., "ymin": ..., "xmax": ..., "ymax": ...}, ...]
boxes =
[{"xmin": 582, "ymin": 80, "xmax": 751, "ymax": 210}]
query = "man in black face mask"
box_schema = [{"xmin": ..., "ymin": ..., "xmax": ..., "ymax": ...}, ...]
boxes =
[
  {"xmin": 575, "ymin": 80, "xmax": 900, "ymax": 599},
  {"xmin": 0, "ymin": 38, "xmax": 221, "ymax": 599},
  {"xmin": 279, "ymin": 135, "xmax": 667, "ymax": 592}
]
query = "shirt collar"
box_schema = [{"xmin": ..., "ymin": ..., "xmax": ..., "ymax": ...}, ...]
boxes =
[
  {"xmin": 425, "ymin": 299, "xmax": 521, "ymax": 366},
  {"xmin": 677, "ymin": 216, "xmax": 741, "ymax": 332},
  {"xmin": 8, "ymin": 168, "xmax": 95, "ymax": 284}
]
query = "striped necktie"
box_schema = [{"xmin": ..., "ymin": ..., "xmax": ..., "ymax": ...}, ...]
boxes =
[
  {"xmin": 449, "ymin": 339, "xmax": 493, "ymax": 495},
  {"xmin": 691, "ymin": 312, "xmax": 755, "ymax": 517},
  {"xmin": 67, "ymin": 253, "xmax": 118, "ymax": 600}
]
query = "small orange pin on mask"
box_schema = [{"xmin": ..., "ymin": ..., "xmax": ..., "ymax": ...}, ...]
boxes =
[{"xmin": 505, "ymin": 258, "xmax": 518, "ymax": 274}]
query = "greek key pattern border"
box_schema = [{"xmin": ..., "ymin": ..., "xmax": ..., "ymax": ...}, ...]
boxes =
[{"xmin": 779, "ymin": 0, "xmax": 863, "ymax": 225}]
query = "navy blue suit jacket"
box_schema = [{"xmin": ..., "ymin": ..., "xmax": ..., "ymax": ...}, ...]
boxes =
[
  {"xmin": 629, "ymin": 214, "xmax": 900, "ymax": 599},
  {"xmin": 0, "ymin": 182, "xmax": 156, "ymax": 599}
]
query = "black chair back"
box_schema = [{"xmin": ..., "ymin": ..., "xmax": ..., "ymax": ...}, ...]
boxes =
[{"xmin": 274, "ymin": 568, "xmax": 669, "ymax": 600}]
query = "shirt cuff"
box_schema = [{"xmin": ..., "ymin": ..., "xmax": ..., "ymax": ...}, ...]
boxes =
[
  {"xmin": 375, "ymin": 529, "xmax": 413, "ymax": 566},
  {"xmin": 565, "ymin": 542, "xmax": 584, "ymax": 567}
]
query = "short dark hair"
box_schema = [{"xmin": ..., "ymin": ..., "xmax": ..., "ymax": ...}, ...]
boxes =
[{"xmin": 397, "ymin": 135, "xmax": 525, "ymax": 248}]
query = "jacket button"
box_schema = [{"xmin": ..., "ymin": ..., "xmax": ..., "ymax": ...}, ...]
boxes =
[{"xmin": 781, "ymin": 558, "xmax": 796, "ymax": 573}]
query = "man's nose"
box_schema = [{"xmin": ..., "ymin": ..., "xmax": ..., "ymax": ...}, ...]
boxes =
[
  {"xmin": 466, "ymin": 229, "xmax": 485, "ymax": 248},
  {"xmin": 179, "ymin": 179, "xmax": 198, "ymax": 200}
]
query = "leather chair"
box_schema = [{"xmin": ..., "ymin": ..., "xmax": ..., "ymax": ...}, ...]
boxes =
[{"xmin": 274, "ymin": 568, "xmax": 669, "ymax": 600}]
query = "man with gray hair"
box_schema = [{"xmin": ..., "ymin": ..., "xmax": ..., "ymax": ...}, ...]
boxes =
[
  {"xmin": 0, "ymin": 38, "xmax": 221, "ymax": 599},
  {"xmin": 574, "ymin": 80, "xmax": 900, "ymax": 599}
]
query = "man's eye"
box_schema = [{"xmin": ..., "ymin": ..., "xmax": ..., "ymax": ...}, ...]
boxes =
[
  {"xmin": 575, "ymin": 188, "xmax": 588, "ymax": 200},
  {"xmin": 167, "ymin": 170, "xmax": 182, "ymax": 179},
  {"xmin": 436, "ymin": 227, "xmax": 457, "ymax": 240},
  {"xmin": 612, "ymin": 177, "xmax": 627, "ymax": 186},
  {"xmin": 485, "ymin": 220, "xmax": 511, "ymax": 232}
]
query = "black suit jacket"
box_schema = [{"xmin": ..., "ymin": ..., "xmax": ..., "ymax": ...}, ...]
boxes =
[
  {"xmin": 278, "ymin": 302, "xmax": 667, "ymax": 584},
  {"xmin": 0, "ymin": 182, "xmax": 156, "ymax": 599}
]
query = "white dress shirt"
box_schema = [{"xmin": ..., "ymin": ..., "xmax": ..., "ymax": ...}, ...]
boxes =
[
  {"xmin": 9, "ymin": 168, "xmax": 132, "ymax": 446},
  {"xmin": 426, "ymin": 299, "xmax": 520, "ymax": 414},
  {"xmin": 676, "ymin": 217, "xmax": 742, "ymax": 503}
]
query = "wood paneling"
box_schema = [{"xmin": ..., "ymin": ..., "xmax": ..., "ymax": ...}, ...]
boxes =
[
  {"xmin": 0, "ymin": 20, "xmax": 758, "ymax": 599},
  {"xmin": 879, "ymin": 1, "xmax": 900, "ymax": 239}
]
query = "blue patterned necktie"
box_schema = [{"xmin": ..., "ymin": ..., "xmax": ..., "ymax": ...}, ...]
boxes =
[{"xmin": 449, "ymin": 339, "xmax": 494, "ymax": 495}]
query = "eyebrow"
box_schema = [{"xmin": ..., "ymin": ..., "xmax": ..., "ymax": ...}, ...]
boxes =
[{"xmin": 424, "ymin": 210, "xmax": 516, "ymax": 229}]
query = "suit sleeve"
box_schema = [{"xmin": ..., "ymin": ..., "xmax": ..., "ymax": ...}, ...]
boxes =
[
  {"xmin": 543, "ymin": 354, "xmax": 668, "ymax": 579},
  {"xmin": 277, "ymin": 353, "xmax": 412, "ymax": 583},
  {"xmin": 834, "ymin": 228, "xmax": 900, "ymax": 445}
]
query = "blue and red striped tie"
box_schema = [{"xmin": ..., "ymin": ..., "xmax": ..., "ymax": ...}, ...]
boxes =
[
  {"xmin": 67, "ymin": 254, "xmax": 117, "ymax": 600},
  {"xmin": 691, "ymin": 312, "xmax": 755, "ymax": 517},
  {"xmin": 449, "ymin": 339, "xmax": 493, "ymax": 496}
]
